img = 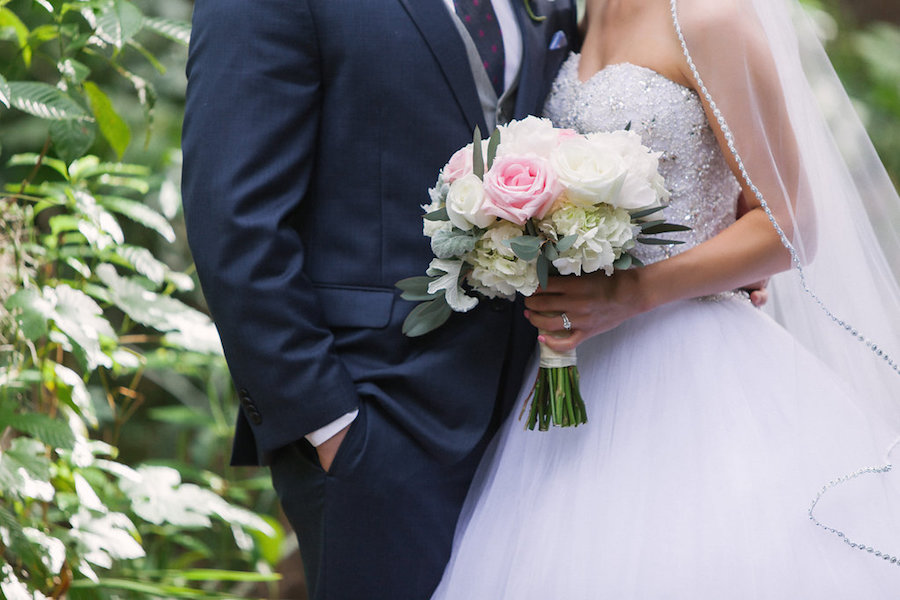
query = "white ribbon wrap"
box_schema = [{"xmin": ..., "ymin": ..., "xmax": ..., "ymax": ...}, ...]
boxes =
[{"xmin": 538, "ymin": 340, "xmax": 577, "ymax": 369}]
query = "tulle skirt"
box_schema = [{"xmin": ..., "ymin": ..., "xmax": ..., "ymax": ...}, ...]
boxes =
[{"xmin": 432, "ymin": 296, "xmax": 900, "ymax": 599}]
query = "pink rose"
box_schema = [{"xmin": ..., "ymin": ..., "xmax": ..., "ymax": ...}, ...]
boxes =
[
  {"xmin": 482, "ymin": 155, "xmax": 561, "ymax": 225},
  {"xmin": 443, "ymin": 146, "xmax": 474, "ymax": 183}
]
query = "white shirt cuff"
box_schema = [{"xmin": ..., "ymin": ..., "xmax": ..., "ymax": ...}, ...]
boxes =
[{"xmin": 304, "ymin": 409, "xmax": 359, "ymax": 447}]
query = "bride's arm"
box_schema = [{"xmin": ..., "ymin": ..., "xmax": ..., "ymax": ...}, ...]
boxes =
[
  {"xmin": 523, "ymin": 209, "xmax": 789, "ymax": 351},
  {"xmin": 525, "ymin": 2, "xmax": 804, "ymax": 351}
]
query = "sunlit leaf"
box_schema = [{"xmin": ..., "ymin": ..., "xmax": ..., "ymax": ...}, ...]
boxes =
[
  {"xmin": 0, "ymin": 73, "xmax": 10, "ymax": 108},
  {"xmin": 89, "ymin": 0, "xmax": 143, "ymax": 49},
  {"xmin": 97, "ymin": 195, "xmax": 175, "ymax": 242},
  {"xmin": 142, "ymin": 16, "xmax": 191, "ymax": 45},
  {"xmin": 84, "ymin": 81, "xmax": 130, "ymax": 158},
  {"xmin": 7, "ymin": 81, "xmax": 88, "ymax": 120}
]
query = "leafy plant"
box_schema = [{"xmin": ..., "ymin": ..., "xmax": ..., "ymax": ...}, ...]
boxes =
[{"xmin": 0, "ymin": 1, "xmax": 283, "ymax": 598}]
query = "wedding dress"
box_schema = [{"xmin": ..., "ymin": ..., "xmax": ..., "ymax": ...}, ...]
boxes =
[{"xmin": 430, "ymin": 3, "xmax": 900, "ymax": 596}]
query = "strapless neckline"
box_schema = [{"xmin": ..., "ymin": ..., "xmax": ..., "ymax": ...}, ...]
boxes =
[{"xmin": 570, "ymin": 55, "xmax": 696, "ymax": 95}]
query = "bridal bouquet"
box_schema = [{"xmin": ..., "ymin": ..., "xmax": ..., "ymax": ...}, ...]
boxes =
[{"xmin": 397, "ymin": 117, "xmax": 683, "ymax": 430}]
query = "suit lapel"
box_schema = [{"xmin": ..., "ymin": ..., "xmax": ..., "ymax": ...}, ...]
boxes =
[
  {"xmin": 396, "ymin": 0, "xmax": 488, "ymax": 132},
  {"xmin": 512, "ymin": 1, "xmax": 548, "ymax": 119}
]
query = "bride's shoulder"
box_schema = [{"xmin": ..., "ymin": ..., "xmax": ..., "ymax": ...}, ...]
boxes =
[{"xmin": 675, "ymin": 0, "xmax": 758, "ymax": 39}]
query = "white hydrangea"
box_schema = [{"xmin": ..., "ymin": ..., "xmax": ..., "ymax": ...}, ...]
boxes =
[
  {"xmin": 468, "ymin": 222, "xmax": 538, "ymax": 298},
  {"xmin": 540, "ymin": 203, "xmax": 634, "ymax": 275}
]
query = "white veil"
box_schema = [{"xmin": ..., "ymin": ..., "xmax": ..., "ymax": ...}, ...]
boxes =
[{"xmin": 672, "ymin": 0, "xmax": 900, "ymax": 557}]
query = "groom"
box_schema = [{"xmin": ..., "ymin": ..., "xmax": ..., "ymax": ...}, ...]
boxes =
[{"xmin": 181, "ymin": 1, "xmax": 578, "ymax": 598}]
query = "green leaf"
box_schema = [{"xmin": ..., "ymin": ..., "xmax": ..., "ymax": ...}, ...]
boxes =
[
  {"xmin": 7, "ymin": 81, "xmax": 89, "ymax": 120},
  {"xmin": 0, "ymin": 72, "xmax": 10, "ymax": 108},
  {"xmin": 430, "ymin": 228, "xmax": 477, "ymax": 259},
  {"xmin": 631, "ymin": 255, "xmax": 645, "ymax": 268},
  {"xmin": 170, "ymin": 569, "xmax": 281, "ymax": 583},
  {"xmin": 58, "ymin": 58, "xmax": 92, "ymax": 84},
  {"xmin": 0, "ymin": 410, "xmax": 76, "ymax": 450},
  {"xmin": 98, "ymin": 195, "xmax": 175, "ymax": 242},
  {"xmin": 6, "ymin": 288, "xmax": 52, "ymax": 340},
  {"xmin": 423, "ymin": 206, "xmax": 449, "ymax": 222},
  {"xmin": 536, "ymin": 254, "xmax": 550, "ymax": 290},
  {"xmin": 0, "ymin": 8, "xmax": 31, "ymax": 66},
  {"xmin": 401, "ymin": 298, "xmax": 452, "ymax": 337},
  {"xmin": 50, "ymin": 284, "xmax": 116, "ymax": 370},
  {"xmin": 8, "ymin": 152, "xmax": 69, "ymax": 178},
  {"xmin": 84, "ymin": 81, "xmax": 130, "ymax": 158},
  {"xmin": 486, "ymin": 127, "xmax": 500, "ymax": 170},
  {"xmin": 114, "ymin": 245, "xmax": 166, "ymax": 284},
  {"xmin": 472, "ymin": 125, "xmax": 484, "ymax": 180},
  {"xmin": 50, "ymin": 118, "xmax": 97, "ymax": 164},
  {"xmin": 142, "ymin": 16, "xmax": 191, "ymax": 46},
  {"xmin": 96, "ymin": 265, "xmax": 222, "ymax": 354},
  {"xmin": 613, "ymin": 253, "xmax": 633, "ymax": 270},
  {"xmin": 640, "ymin": 223, "xmax": 692, "ymax": 235},
  {"xmin": 629, "ymin": 205, "xmax": 667, "ymax": 220},
  {"xmin": 506, "ymin": 235, "xmax": 542, "ymax": 261},
  {"xmin": 556, "ymin": 234, "xmax": 578, "ymax": 253},
  {"xmin": 636, "ymin": 237, "xmax": 686, "ymax": 245},
  {"xmin": 396, "ymin": 276, "xmax": 440, "ymax": 301},
  {"xmin": 542, "ymin": 242, "xmax": 559, "ymax": 261},
  {"xmin": 91, "ymin": 0, "xmax": 144, "ymax": 48}
]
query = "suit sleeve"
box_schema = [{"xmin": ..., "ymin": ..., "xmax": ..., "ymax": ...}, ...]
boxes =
[{"xmin": 181, "ymin": 0, "xmax": 359, "ymax": 457}]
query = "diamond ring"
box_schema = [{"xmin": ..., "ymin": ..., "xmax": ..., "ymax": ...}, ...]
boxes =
[{"xmin": 561, "ymin": 312, "xmax": 572, "ymax": 331}]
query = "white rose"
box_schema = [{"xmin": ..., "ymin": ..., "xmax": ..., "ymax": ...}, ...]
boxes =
[
  {"xmin": 550, "ymin": 136, "xmax": 628, "ymax": 207},
  {"xmin": 446, "ymin": 173, "xmax": 496, "ymax": 231},
  {"xmin": 467, "ymin": 222, "xmax": 538, "ymax": 298},
  {"xmin": 587, "ymin": 130, "xmax": 669, "ymax": 209},
  {"xmin": 495, "ymin": 116, "xmax": 561, "ymax": 159}
]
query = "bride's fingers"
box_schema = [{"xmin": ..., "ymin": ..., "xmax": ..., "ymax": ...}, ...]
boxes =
[
  {"xmin": 538, "ymin": 329, "xmax": 582, "ymax": 353},
  {"xmin": 524, "ymin": 310, "xmax": 572, "ymax": 333}
]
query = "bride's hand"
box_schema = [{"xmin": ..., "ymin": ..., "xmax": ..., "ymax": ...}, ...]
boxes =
[{"xmin": 523, "ymin": 270, "xmax": 649, "ymax": 353}]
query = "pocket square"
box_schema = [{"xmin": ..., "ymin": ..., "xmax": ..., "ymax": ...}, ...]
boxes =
[{"xmin": 549, "ymin": 30, "xmax": 568, "ymax": 51}]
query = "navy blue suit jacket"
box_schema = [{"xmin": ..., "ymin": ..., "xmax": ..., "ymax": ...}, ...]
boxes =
[{"xmin": 182, "ymin": 0, "xmax": 578, "ymax": 466}]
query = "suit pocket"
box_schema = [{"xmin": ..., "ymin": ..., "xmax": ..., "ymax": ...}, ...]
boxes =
[{"xmin": 313, "ymin": 284, "xmax": 396, "ymax": 329}]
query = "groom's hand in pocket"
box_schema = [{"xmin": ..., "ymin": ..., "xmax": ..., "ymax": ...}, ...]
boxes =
[{"xmin": 316, "ymin": 425, "xmax": 351, "ymax": 473}]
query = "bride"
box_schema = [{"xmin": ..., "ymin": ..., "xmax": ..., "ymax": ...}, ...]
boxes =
[{"xmin": 431, "ymin": 0, "xmax": 900, "ymax": 597}]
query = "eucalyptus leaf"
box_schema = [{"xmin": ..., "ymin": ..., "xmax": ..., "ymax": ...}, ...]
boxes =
[
  {"xmin": 472, "ymin": 125, "xmax": 484, "ymax": 180},
  {"xmin": 613, "ymin": 253, "xmax": 633, "ymax": 270},
  {"xmin": 486, "ymin": 127, "xmax": 500, "ymax": 170},
  {"xmin": 640, "ymin": 223, "xmax": 692, "ymax": 235},
  {"xmin": 556, "ymin": 234, "xmax": 578, "ymax": 253},
  {"xmin": 542, "ymin": 242, "xmax": 559, "ymax": 261},
  {"xmin": 401, "ymin": 297, "xmax": 452, "ymax": 337},
  {"xmin": 629, "ymin": 205, "xmax": 667, "ymax": 220},
  {"xmin": 537, "ymin": 254, "xmax": 550, "ymax": 290},
  {"xmin": 507, "ymin": 235, "xmax": 542, "ymax": 261},
  {"xmin": 636, "ymin": 237, "xmax": 685, "ymax": 245},
  {"xmin": 423, "ymin": 206, "xmax": 449, "ymax": 222},
  {"xmin": 396, "ymin": 276, "xmax": 439, "ymax": 301}
]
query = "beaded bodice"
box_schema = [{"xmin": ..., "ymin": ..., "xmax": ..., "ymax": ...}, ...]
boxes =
[{"xmin": 544, "ymin": 55, "xmax": 741, "ymax": 265}]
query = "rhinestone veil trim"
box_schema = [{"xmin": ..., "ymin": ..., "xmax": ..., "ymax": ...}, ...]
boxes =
[{"xmin": 669, "ymin": 0, "xmax": 899, "ymax": 568}]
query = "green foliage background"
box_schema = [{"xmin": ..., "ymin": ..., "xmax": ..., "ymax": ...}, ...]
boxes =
[{"xmin": 1, "ymin": 1, "xmax": 897, "ymax": 599}]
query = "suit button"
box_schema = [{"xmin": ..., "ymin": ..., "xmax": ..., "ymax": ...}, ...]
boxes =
[{"xmin": 247, "ymin": 409, "xmax": 263, "ymax": 425}]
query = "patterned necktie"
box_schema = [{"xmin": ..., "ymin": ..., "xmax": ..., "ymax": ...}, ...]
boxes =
[{"xmin": 453, "ymin": 0, "xmax": 506, "ymax": 97}]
